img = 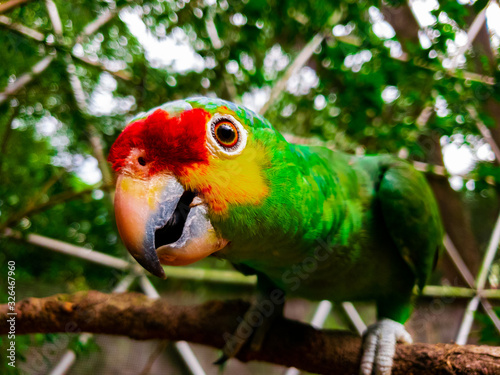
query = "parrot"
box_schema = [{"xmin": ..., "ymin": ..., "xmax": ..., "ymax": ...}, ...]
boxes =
[{"xmin": 108, "ymin": 97, "xmax": 443, "ymax": 375}]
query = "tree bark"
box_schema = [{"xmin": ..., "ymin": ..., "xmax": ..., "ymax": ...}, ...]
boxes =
[{"xmin": 1, "ymin": 291, "xmax": 499, "ymax": 375}]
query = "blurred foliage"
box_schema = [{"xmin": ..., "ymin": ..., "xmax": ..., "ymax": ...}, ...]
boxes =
[
  {"xmin": 477, "ymin": 308, "xmax": 500, "ymax": 345},
  {"xmin": 1, "ymin": 0, "xmax": 500, "ymax": 372}
]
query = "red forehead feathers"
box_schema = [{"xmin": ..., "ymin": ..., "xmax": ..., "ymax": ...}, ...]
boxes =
[{"xmin": 108, "ymin": 108, "xmax": 210, "ymax": 175}]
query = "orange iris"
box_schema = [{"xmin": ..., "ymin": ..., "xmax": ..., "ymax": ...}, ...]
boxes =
[{"xmin": 214, "ymin": 121, "xmax": 238, "ymax": 148}]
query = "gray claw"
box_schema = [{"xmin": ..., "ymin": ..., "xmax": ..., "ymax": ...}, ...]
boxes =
[{"xmin": 360, "ymin": 318, "xmax": 412, "ymax": 375}]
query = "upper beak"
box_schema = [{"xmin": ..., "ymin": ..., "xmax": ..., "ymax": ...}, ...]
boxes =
[
  {"xmin": 114, "ymin": 174, "xmax": 183, "ymax": 278},
  {"xmin": 114, "ymin": 173, "xmax": 228, "ymax": 278}
]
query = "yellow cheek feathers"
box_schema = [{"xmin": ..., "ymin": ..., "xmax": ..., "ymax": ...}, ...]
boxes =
[{"xmin": 180, "ymin": 143, "xmax": 269, "ymax": 215}]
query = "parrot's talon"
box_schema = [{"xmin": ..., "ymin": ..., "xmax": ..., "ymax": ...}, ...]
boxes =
[{"xmin": 360, "ymin": 318, "xmax": 412, "ymax": 375}]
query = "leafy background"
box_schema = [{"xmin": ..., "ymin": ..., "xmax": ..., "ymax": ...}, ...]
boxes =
[{"xmin": 0, "ymin": 0, "xmax": 499, "ymax": 374}]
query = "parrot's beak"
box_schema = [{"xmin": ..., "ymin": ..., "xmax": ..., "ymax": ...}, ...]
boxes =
[{"xmin": 114, "ymin": 174, "xmax": 227, "ymax": 278}]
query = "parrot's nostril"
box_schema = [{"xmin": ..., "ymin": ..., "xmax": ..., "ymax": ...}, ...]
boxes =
[{"xmin": 154, "ymin": 190, "xmax": 196, "ymax": 249}]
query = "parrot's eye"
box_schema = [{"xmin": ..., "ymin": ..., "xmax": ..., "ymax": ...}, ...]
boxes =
[
  {"xmin": 207, "ymin": 114, "xmax": 247, "ymax": 157},
  {"xmin": 138, "ymin": 157, "xmax": 147, "ymax": 166},
  {"xmin": 214, "ymin": 121, "xmax": 238, "ymax": 148}
]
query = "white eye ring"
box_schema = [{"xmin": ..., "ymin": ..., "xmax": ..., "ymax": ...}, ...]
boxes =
[{"xmin": 206, "ymin": 113, "xmax": 247, "ymax": 158}]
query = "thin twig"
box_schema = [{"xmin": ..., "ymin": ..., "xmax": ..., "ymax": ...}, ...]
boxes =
[
  {"xmin": 87, "ymin": 124, "xmax": 115, "ymax": 190},
  {"xmin": 73, "ymin": 54, "xmax": 131, "ymax": 81},
  {"xmin": 205, "ymin": 13, "xmax": 239, "ymax": 103},
  {"xmin": 467, "ymin": 105, "xmax": 500, "ymax": 162},
  {"xmin": 450, "ymin": 1, "xmax": 490, "ymax": 69},
  {"xmin": 139, "ymin": 341, "xmax": 169, "ymax": 375},
  {"xmin": 411, "ymin": 160, "xmax": 447, "ymax": 176},
  {"xmin": 1, "ymin": 183, "xmax": 113, "ymax": 228},
  {"xmin": 2, "ymin": 291, "xmax": 500, "ymax": 375},
  {"xmin": 45, "ymin": 0, "xmax": 63, "ymax": 37},
  {"xmin": 476, "ymin": 211, "xmax": 500, "ymax": 290},
  {"xmin": 444, "ymin": 234, "xmax": 500, "ymax": 335},
  {"xmin": 479, "ymin": 298, "xmax": 500, "ymax": 335},
  {"xmin": 455, "ymin": 201, "xmax": 500, "ymax": 344},
  {"xmin": 65, "ymin": 53, "xmax": 87, "ymax": 111},
  {"xmin": 72, "ymin": 5, "xmax": 129, "ymax": 82},
  {"xmin": 76, "ymin": 7, "xmax": 122, "ymax": 44},
  {"xmin": 3, "ymin": 228, "xmax": 132, "ymax": 270},
  {"xmin": 64, "ymin": 53, "xmax": 115, "ymax": 194},
  {"xmin": 443, "ymin": 234, "xmax": 476, "ymax": 287},
  {"xmin": 333, "ymin": 30, "xmax": 496, "ymax": 84},
  {"xmin": 0, "ymin": 55, "xmax": 55, "ymax": 104},
  {"xmin": 259, "ymin": 32, "xmax": 325, "ymax": 115},
  {"xmin": 333, "ymin": 35, "xmax": 495, "ymax": 85},
  {"xmin": 205, "ymin": 16, "xmax": 222, "ymax": 49},
  {"xmin": 0, "ymin": 14, "xmax": 131, "ymax": 81},
  {"xmin": 259, "ymin": 8, "xmax": 346, "ymax": 115},
  {"xmin": 0, "ymin": 15, "xmax": 45, "ymax": 41},
  {"xmin": 415, "ymin": 105, "xmax": 433, "ymax": 128}
]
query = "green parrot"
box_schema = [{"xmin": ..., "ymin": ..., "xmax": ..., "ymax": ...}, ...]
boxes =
[{"xmin": 108, "ymin": 97, "xmax": 443, "ymax": 375}]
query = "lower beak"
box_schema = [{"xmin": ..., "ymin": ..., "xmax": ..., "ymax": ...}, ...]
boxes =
[{"xmin": 114, "ymin": 174, "xmax": 227, "ymax": 278}]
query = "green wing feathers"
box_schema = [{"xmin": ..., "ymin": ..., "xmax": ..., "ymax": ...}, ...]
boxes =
[{"xmin": 377, "ymin": 161, "xmax": 443, "ymax": 290}]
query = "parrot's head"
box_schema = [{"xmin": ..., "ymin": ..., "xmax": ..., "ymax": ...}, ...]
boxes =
[{"xmin": 108, "ymin": 97, "xmax": 282, "ymax": 278}]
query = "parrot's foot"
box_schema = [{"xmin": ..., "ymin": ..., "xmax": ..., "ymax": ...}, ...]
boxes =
[
  {"xmin": 214, "ymin": 292, "xmax": 284, "ymax": 365},
  {"xmin": 360, "ymin": 318, "xmax": 412, "ymax": 375}
]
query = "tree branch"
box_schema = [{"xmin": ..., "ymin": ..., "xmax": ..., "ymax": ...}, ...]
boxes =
[
  {"xmin": 44, "ymin": 0, "xmax": 63, "ymax": 38},
  {"xmin": 75, "ymin": 7, "xmax": 122, "ymax": 44},
  {"xmin": 0, "ymin": 11, "xmax": 130, "ymax": 82},
  {"xmin": 0, "ymin": 15, "xmax": 45, "ymax": 41},
  {"xmin": 1, "ymin": 291, "xmax": 499, "ymax": 375},
  {"xmin": 259, "ymin": 9, "xmax": 345, "ymax": 115},
  {"xmin": 259, "ymin": 32, "xmax": 325, "ymax": 115}
]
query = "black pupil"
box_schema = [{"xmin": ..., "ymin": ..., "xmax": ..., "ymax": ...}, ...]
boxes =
[
  {"xmin": 216, "ymin": 123, "xmax": 236, "ymax": 144},
  {"xmin": 138, "ymin": 157, "xmax": 146, "ymax": 166}
]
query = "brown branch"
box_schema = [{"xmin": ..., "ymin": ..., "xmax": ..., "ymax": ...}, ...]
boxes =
[{"xmin": 1, "ymin": 291, "xmax": 499, "ymax": 375}]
